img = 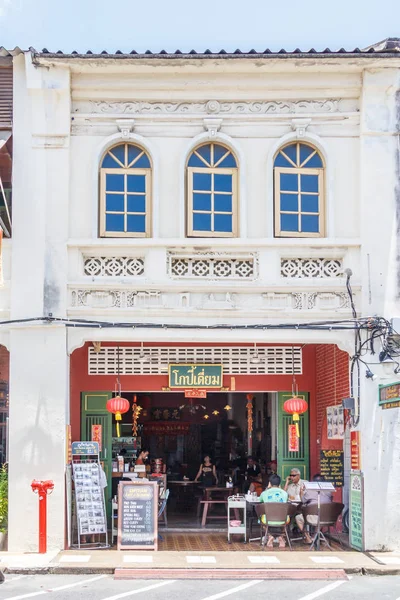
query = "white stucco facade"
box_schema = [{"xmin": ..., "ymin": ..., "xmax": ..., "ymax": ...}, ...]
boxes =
[{"xmin": 2, "ymin": 45, "xmax": 400, "ymax": 551}]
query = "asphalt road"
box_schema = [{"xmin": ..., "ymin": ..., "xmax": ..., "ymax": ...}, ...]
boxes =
[{"xmin": 1, "ymin": 574, "xmax": 400, "ymax": 600}]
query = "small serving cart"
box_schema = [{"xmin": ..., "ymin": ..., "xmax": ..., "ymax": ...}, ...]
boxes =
[{"xmin": 227, "ymin": 494, "xmax": 247, "ymax": 544}]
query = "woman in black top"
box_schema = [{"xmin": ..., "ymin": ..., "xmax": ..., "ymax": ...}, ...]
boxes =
[{"xmin": 194, "ymin": 455, "xmax": 218, "ymax": 487}]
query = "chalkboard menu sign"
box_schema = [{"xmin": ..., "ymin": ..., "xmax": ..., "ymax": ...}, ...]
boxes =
[
  {"xmin": 320, "ymin": 449, "xmax": 344, "ymax": 487},
  {"xmin": 117, "ymin": 481, "xmax": 158, "ymax": 550}
]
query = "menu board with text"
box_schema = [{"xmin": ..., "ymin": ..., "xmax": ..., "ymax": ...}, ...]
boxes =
[
  {"xmin": 117, "ymin": 481, "xmax": 158, "ymax": 550},
  {"xmin": 320, "ymin": 449, "xmax": 344, "ymax": 487}
]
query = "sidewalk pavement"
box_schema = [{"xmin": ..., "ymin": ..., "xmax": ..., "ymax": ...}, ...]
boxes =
[{"xmin": 1, "ymin": 549, "xmax": 400, "ymax": 577}]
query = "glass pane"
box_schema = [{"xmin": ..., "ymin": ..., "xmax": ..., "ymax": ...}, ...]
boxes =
[
  {"xmin": 214, "ymin": 174, "xmax": 232, "ymax": 192},
  {"xmin": 214, "ymin": 194, "xmax": 232, "ymax": 212},
  {"xmin": 127, "ymin": 214, "xmax": 146, "ymax": 233},
  {"xmin": 274, "ymin": 153, "xmax": 292, "ymax": 168},
  {"xmin": 281, "ymin": 144, "xmax": 297, "ymax": 165},
  {"xmin": 193, "ymin": 193, "xmax": 211, "ymax": 211},
  {"xmin": 106, "ymin": 193, "xmax": 124, "ymax": 212},
  {"xmin": 127, "ymin": 195, "xmax": 146, "ymax": 213},
  {"xmin": 214, "ymin": 214, "xmax": 233, "ymax": 233},
  {"xmin": 301, "ymin": 214, "xmax": 319, "ymax": 233},
  {"xmin": 106, "ymin": 174, "xmax": 124, "ymax": 192},
  {"xmin": 301, "ymin": 194, "xmax": 319, "ymax": 213},
  {"xmin": 106, "ymin": 213, "xmax": 124, "ymax": 232},
  {"xmin": 280, "ymin": 193, "xmax": 298, "ymax": 212},
  {"xmin": 188, "ymin": 153, "xmax": 207, "ymax": 167},
  {"xmin": 214, "ymin": 144, "xmax": 236, "ymax": 167},
  {"xmin": 128, "ymin": 145, "xmax": 150, "ymax": 168},
  {"xmin": 300, "ymin": 144, "xmax": 314, "ymax": 165},
  {"xmin": 281, "ymin": 213, "xmax": 299, "ymax": 232},
  {"xmin": 280, "ymin": 173, "xmax": 298, "ymax": 192},
  {"xmin": 301, "ymin": 174, "xmax": 319, "ymax": 193},
  {"xmin": 127, "ymin": 174, "xmax": 145, "ymax": 193},
  {"xmin": 193, "ymin": 172, "xmax": 212, "ymax": 191},
  {"xmin": 102, "ymin": 154, "xmax": 121, "ymax": 168},
  {"xmin": 196, "ymin": 144, "xmax": 211, "ymax": 165},
  {"xmin": 193, "ymin": 212, "xmax": 211, "ymax": 231},
  {"xmin": 108, "ymin": 145, "xmax": 125, "ymax": 166},
  {"xmin": 304, "ymin": 153, "xmax": 323, "ymax": 168},
  {"xmin": 132, "ymin": 154, "xmax": 151, "ymax": 168},
  {"xmin": 218, "ymin": 153, "xmax": 237, "ymax": 168}
]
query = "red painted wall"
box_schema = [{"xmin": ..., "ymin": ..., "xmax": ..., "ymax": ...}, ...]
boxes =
[
  {"xmin": 70, "ymin": 342, "xmax": 317, "ymax": 447},
  {"xmin": 0, "ymin": 346, "xmax": 9, "ymax": 382}
]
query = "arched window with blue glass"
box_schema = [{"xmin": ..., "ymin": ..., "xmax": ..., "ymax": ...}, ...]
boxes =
[
  {"xmin": 99, "ymin": 143, "xmax": 151, "ymax": 237},
  {"xmin": 274, "ymin": 142, "xmax": 325, "ymax": 237},
  {"xmin": 187, "ymin": 143, "xmax": 238, "ymax": 237}
]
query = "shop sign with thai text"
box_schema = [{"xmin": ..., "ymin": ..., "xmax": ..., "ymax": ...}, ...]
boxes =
[
  {"xmin": 379, "ymin": 382, "xmax": 400, "ymax": 410},
  {"xmin": 288, "ymin": 424, "xmax": 299, "ymax": 452},
  {"xmin": 320, "ymin": 449, "xmax": 344, "ymax": 487},
  {"xmin": 350, "ymin": 471, "xmax": 364, "ymax": 551},
  {"xmin": 351, "ymin": 431, "xmax": 361, "ymax": 470},
  {"xmin": 71, "ymin": 441, "xmax": 99, "ymax": 456},
  {"xmin": 168, "ymin": 364, "xmax": 223, "ymax": 388}
]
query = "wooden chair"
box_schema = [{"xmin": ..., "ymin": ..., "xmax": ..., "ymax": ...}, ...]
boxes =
[{"xmin": 255, "ymin": 502, "xmax": 292, "ymax": 550}]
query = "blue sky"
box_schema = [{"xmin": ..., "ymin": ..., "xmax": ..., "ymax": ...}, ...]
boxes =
[{"xmin": 0, "ymin": 0, "xmax": 398, "ymax": 53}]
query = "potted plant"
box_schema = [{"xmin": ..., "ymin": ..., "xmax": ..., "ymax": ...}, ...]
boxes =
[{"xmin": 0, "ymin": 464, "xmax": 8, "ymax": 550}]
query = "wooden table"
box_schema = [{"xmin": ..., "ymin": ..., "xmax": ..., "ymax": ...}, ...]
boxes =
[
  {"xmin": 199, "ymin": 487, "xmax": 235, "ymax": 527},
  {"xmin": 169, "ymin": 480, "xmax": 200, "ymax": 510}
]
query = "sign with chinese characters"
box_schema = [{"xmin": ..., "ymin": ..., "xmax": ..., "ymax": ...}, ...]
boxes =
[
  {"xmin": 288, "ymin": 424, "xmax": 299, "ymax": 452},
  {"xmin": 379, "ymin": 382, "xmax": 400, "ymax": 410},
  {"xmin": 72, "ymin": 441, "xmax": 99, "ymax": 456},
  {"xmin": 91, "ymin": 424, "xmax": 102, "ymax": 451},
  {"xmin": 117, "ymin": 481, "xmax": 158, "ymax": 550},
  {"xmin": 351, "ymin": 431, "xmax": 361, "ymax": 470},
  {"xmin": 350, "ymin": 471, "xmax": 364, "ymax": 551},
  {"xmin": 151, "ymin": 407, "xmax": 181, "ymax": 421},
  {"xmin": 185, "ymin": 389, "xmax": 207, "ymax": 399},
  {"xmin": 326, "ymin": 405, "xmax": 345, "ymax": 439},
  {"xmin": 143, "ymin": 422, "xmax": 190, "ymax": 436},
  {"xmin": 320, "ymin": 449, "xmax": 344, "ymax": 487},
  {"xmin": 168, "ymin": 364, "xmax": 223, "ymax": 389}
]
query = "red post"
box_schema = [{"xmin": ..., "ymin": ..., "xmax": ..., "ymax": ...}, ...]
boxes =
[{"xmin": 31, "ymin": 480, "xmax": 54, "ymax": 554}]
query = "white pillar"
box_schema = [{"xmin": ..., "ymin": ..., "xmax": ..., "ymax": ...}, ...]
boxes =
[{"xmin": 8, "ymin": 327, "xmax": 68, "ymax": 552}]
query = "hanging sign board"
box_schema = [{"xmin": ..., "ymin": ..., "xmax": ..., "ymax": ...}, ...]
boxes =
[
  {"xmin": 72, "ymin": 441, "xmax": 99, "ymax": 456},
  {"xmin": 350, "ymin": 471, "xmax": 364, "ymax": 551},
  {"xmin": 288, "ymin": 424, "xmax": 299, "ymax": 452},
  {"xmin": 185, "ymin": 389, "xmax": 207, "ymax": 399},
  {"xmin": 169, "ymin": 364, "xmax": 223, "ymax": 389},
  {"xmin": 91, "ymin": 424, "xmax": 102, "ymax": 451},
  {"xmin": 320, "ymin": 449, "xmax": 344, "ymax": 487},
  {"xmin": 379, "ymin": 382, "xmax": 400, "ymax": 410},
  {"xmin": 351, "ymin": 431, "xmax": 361, "ymax": 470},
  {"xmin": 117, "ymin": 481, "xmax": 158, "ymax": 550}
]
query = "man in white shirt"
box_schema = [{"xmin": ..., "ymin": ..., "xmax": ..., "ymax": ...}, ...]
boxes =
[{"xmin": 284, "ymin": 468, "xmax": 305, "ymax": 502}]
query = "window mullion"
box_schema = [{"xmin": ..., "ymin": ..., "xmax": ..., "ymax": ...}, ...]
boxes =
[
  {"xmin": 298, "ymin": 172, "xmax": 301, "ymax": 233},
  {"xmin": 124, "ymin": 173, "xmax": 128, "ymax": 232},
  {"xmin": 211, "ymin": 171, "xmax": 215, "ymax": 232}
]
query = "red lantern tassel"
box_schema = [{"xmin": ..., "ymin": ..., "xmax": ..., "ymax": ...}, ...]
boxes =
[
  {"xmin": 293, "ymin": 412, "xmax": 300, "ymax": 437},
  {"xmin": 116, "ymin": 411, "xmax": 122, "ymax": 438}
]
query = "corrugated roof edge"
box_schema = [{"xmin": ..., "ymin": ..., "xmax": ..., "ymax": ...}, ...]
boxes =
[
  {"xmin": 29, "ymin": 38, "xmax": 400, "ymax": 58},
  {"xmin": 0, "ymin": 46, "xmax": 23, "ymax": 57}
]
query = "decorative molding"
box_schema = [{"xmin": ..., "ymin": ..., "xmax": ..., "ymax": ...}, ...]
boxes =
[
  {"xmin": 291, "ymin": 118, "xmax": 311, "ymax": 138},
  {"xmin": 32, "ymin": 134, "xmax": 69, "ymax": 148},
  {"xmin": 168, "ymin": 251, "xmax": 258, "ymax": 280},
  {"xmin": 116, "ymin": 118, "xmax": 135, "ymax": 137},
  {"xmin": 82, "ymin": 98, "xmax": 358, "ymax": 116},
  {"xmin": 281, "ymin": 258, "xmax": 343, "ymax": 278},
  {"xmin": 203, "ymin": 117, "xmax": 222, "ymax": 137},
  {"xmin": 83, "ymin": 256, "xmax": 145, "ymax": 277},
  {"xmin": 71, "ymin": 289, "xmax": 165, "ymax": 309},
  {"xmin": 262, "ymin": 291, "xmax": 351, "ymax": 310}
]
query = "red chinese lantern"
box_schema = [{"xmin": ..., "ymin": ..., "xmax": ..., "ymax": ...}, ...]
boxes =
[
  {"xmin": 106, "ymin": 395, "xmax": 130, "ymax": 437},
  {"xmin": 283, "ymin": 396, "xmax": 308, "ymax": 437}
]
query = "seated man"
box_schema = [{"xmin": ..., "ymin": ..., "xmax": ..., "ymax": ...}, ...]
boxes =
[
  {"xmin": 283, "ymin": 467, "xmax": 308, "ymax": 542},
  {"xmin": 300, "ymin": 473, "xmax": 334, "ymax": 543},
  {"xmin": 244, "ymin": 456, "xmax": 261, "ymax": 492},
  {"xmin": 259, "ymin": 474, "xmax": 288, "ymax": 548}
]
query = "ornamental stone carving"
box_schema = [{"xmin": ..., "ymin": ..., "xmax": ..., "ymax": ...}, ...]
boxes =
[
  {"xmin": 168, "ymin": 251, "xmax": 258, "ymax": 280},
  {"xmin": 281, "ymin": 258, "xmax": 343, "ymax": 278},
  {"xmin": 82, "ymin": 98, "xmax": 358, "ymax": 116},
  {"xmin": 83, "ymin": 256, "xmax": 145, "ymax": 277}
]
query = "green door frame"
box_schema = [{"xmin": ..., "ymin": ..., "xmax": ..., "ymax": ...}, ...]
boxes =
[{"xmin": 277, "ymin": 392, "xmax": 310, "ymax": 481}]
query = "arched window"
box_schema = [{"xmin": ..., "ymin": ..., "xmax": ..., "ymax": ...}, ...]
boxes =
[
  {"xmin": 187, "ymin": 143, "xmax": 238, "ymax": 237},
  {"xmin": 274, "ymin": 142, "xmax": 324, "ymax": 237},
  {"xmin": 99, "ymin": 143, "xmax": 151, "ymax": 237}
]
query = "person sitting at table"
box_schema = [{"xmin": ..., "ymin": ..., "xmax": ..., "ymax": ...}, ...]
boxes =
[
  {"xmin": 248, "ymin": 474, "xmax": 263, "ymax": 496},
  {"xmin": 244, "ymin": 456, "xmax": 261, "ymax": 492},
  {"xmin": 194, "ymin": 455, "xmax": 218, "ymax": 487},
  {"xmin": 298, "ymin": 473, "xmax": 334, "ymax": 543},
  {"xmin": 283, "ymin": 467, "xmax": 306, "ymax": 502},
  {"xmin": 259, "ymin": 474, "xmax": 288, "ymax": 548}
]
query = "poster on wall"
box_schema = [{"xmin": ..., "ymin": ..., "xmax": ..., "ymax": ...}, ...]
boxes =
[
  {"xmin": 326, "ymin": 405, "xmax": 345, "ymax": 440},
  {"xmin": 350, "ymin": 471, "xmax": 364, "ymax": 551},
  {"xmin": 288, "ymin": 424, "xmax": 299, "ymax": 452},
  {"xmin": 91, "ymin": 424, "xmax": 102, "ymax": 451},
  {"xmin": 351, "ymin": 431, "xmax": 361, "ymax": 470},
  {"xmin": 320, "ymin": 449, "xmax": 344, "ymax": 487}
]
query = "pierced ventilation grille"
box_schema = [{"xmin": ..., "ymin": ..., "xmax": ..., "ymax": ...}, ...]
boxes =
[{"xmin": 88, "ymin": 346, "xmax": 302, "ymax": 375}]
